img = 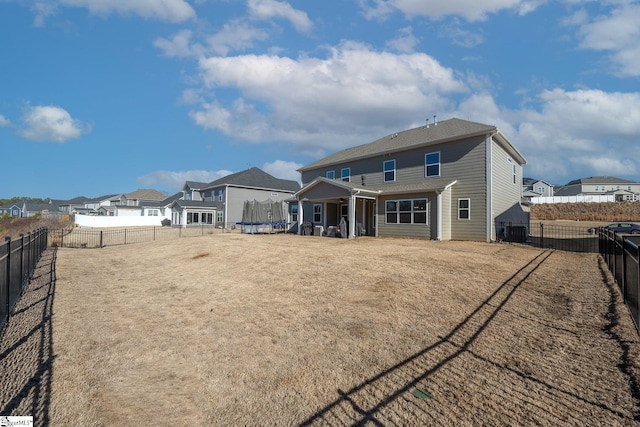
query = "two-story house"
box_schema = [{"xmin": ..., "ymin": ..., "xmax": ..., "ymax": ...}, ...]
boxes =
[
  {"xmin": 171, "ymin": 167, "xmax": 300, "ymax": 228},
  {"xmin": 554, "ymin": 176, "xmax": 640, "ymax": 202},
  {"xmin": 295, "ymin": 117, "xmax": 528, "ymax": 241}
]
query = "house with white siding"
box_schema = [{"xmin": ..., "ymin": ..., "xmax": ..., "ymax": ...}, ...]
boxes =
[{"xmin": 295, "ymin": 117, "xmax": 528, "ymax": 241}]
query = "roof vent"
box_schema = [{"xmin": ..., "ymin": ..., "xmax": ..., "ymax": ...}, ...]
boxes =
[
  {"xmin": 434, "ymin": 114, "xmax": 437, "ymax": 126},
  {"xmin": 425, "ymin": 118, "xmax": 429, "ymax": 128}
]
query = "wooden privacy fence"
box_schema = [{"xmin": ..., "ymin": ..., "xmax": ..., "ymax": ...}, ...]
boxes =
[
  {"xmin": 599, "ymin": 230, "xmax": 640, "ymax": 334},
  {"xmin": 0, "ymin": 227, "xmax": 49, "ymax": 335}
]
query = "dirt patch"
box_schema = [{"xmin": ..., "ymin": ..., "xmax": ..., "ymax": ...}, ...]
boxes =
[{"xmin": 1, "ymin": 233, "xmax": 639, "ymax": 426}]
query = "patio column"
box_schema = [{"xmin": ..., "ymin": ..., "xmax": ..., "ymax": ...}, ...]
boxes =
[
  {"xmin": 349, "ymin": 194, "xmax": 356, "ymax": 238},
  {"xmin": 297, "ymin": 199, "xmax": 304, "ymax": 235}
]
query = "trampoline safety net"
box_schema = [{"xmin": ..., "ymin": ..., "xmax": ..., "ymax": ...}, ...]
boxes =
[{"xmin": 237, "ymin": 199, "xmax": 289, "ymax": 234}]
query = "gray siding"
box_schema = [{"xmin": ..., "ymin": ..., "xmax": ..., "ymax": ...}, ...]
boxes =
[
  {"xmin": 444, "ymin": 136, "xmax": 487, "ymax": 241},
  {"xmin": 490, "ymin": 138, "xmax": 527, "ymax": 239}
]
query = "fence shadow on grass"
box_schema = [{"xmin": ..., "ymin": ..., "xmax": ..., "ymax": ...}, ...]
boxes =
[
  {"xmin": 299, "ymin": 249, "xmax": 637, "ymax": 425},
  {"xmin": 0, "ymin": 247, "xmax": 56, "ymax": 425}
]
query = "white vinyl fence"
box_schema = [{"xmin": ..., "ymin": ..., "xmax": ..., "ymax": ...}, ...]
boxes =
[{"xmin": 530, "ymin": 195, "xmax": 615, "ymax": 204}]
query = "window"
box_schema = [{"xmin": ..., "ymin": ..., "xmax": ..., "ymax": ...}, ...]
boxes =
[
  {"xmin": 202, "ymin": 213, "xmax": 213, "ymax": 224},
  {"xmin": 385, "ymin": 199, "xmax": 427, "ymax": 224},
  {"xmin": 326, "ymin": 170, "xmax": 335, "ymax": 179},
  {"xmin": 341, "ymin": 168, "xmax": 350, "ymax": 182},
  {"xmin": 313, "ymin": 204, "xmax": 322, "ymax": 223},
  {"xmin": 508, "ymin": 158, "xmax": 516, "ymax": 184},
  {"xmin": 383, "ymin": 160, "xmax": 396, "ymax": 182},
  {"xmin": 217, "ymin": 211, "xmax": 223, "ymax": 223},
  {"xmin": 537, "ymin": 186, "xmax": 546, "ymax": 194},
  {"xmin": 425, "ymin": 152, "xmax": 440, "ymax": 177},
  {"xmin": 290, "ymin": 204, "xmax": 298, "ymax": 222},
  {"xmin": 217, "ymin": 190, "xmax": 223, "ymax": 201},
  {"xmin": 458, "ymin": 199, "xmax": 470, "ymax": 220},
  {"xmin": 147, "ymin": 209, "xmax": 159, "ymax": 216},
  {"xmin": 628, "ymin": 186, "xmax": 632, "ymax": 191}
]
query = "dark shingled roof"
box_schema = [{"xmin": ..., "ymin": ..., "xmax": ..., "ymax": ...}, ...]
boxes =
[
  {"xmin": 298, "ymin": 117, "xmax": 525, "ymax": 171},
  {"xmin": 202, "ymin": 167, "xmax": 300, "ymax": 193}
]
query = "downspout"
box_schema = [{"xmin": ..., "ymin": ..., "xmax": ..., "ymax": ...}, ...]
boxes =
[{"xmin": 486, "ymin": 133, "xmax": 494, "ymax": 242}]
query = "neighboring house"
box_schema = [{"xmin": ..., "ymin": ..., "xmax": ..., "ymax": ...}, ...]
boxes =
[
  {"xmin": 554, "ymin": 176, "xmax": 640, "ymax": 202},
  {"xmin": 295, "ymin": 117, "xmax": 528, "ymax": 241},
  {"xmin": 173, "ymin": 167, "xmax": 300, "ymax": 228},
  {"xmin": 53, "ymin": 196, "xmax": 91, "ymax": 214},
  {"xmin": 22, "ymin": 201, "xmax": 62, "ymax": 219},
  {"xmin": 522, "ymin": 178, "xmax": 554, "ymax": 197},
  {"xmin": 0, "ymin": 204, "xmax": 22, "ymax": 218},
  {"xmin": 169, "ymin": 199, "xmax": 218, "ymax": 227}
]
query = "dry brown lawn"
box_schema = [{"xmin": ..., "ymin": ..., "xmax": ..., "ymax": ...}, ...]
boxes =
[{"xmin": 1, "ymin": 233, "xmax": 639, "ymax": 426}]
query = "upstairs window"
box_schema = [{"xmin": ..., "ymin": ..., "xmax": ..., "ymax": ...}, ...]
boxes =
[
  {"xmin": 341, "ymin": 168, "xmax": 350, "ymax": 182},
  {"xmin": 217, "ymin": 190, "xmax": 223, "ymax": 201},
  {"xmin": 383, "ymin": 160, "xmax": 396, "ymax": 182},
  {"xmin": 425, "ymin": 152, "xmax": 440, "ymax": 177},
  {"xmin": 326, "ymin": 170, "xmax": 335, "ymax": 179}
]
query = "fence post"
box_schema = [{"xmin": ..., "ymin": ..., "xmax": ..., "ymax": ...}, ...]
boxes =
[
  {"xmin": 20, "ymin": 234, "xmax": 26, "ymax": 287},
  {"xmin": 5, "ymin": 236, "xmax": 11, "ymax": 321},
  {"xmin": 100, "ymin": 231, "xmax": 104, "ymax": 248},
  {"xmin": 540, "ymin": 223, "xmax": 544, "ymax": 249}
]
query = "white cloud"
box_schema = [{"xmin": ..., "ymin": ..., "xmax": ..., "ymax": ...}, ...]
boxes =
[
  {"xmin": 248, "ymin": 0, "xmax": 313, "ymax": 32},
  {"xmin": 190, "ymin": 41, "xmax": 467, "ymax": 155},
  {"xmin": 0, "ymin": 114, "xmax": 10, "ymax": 127},
  {"xmin": 32, "ymin": 0, "xmax": 196, "ymax": 24},
  {"xmin": 154, "ymin": 29, "xmax": 202, "ymax": 58},
  {"xmin": 513, "ymin": 88, "xmax": 640, "ymax": 181},
  {"xmin": 155, "ymin": 21, "xmax": 270, "ymax": 58},
  {"xmin": 262, "ymin": 160, "xmax": 303, "ymax": 183},
  {"xmin": 360, "ymin": 0, "xmax": 543, "ymax": 22},
  {"xmin": 19, "ymin": 105, "xmax": 90, "ymax": 143},
  {"xmin": 575, "ymin": 3, "xmax": 640, "ymax": 77},
  {"xmin": 205, "ymin": 20, "xmax": 270, "ymax": 55},
  {"xmin": 136, "ymin": 169, "xmax": 234, "ymax": 192},
  {"xmin": 386, "ymin": 26, "xmax": 419, "ymax": 53},
  {"xmin": 438, "ymin": 19, "xmax": 484, "ymax": 48}
]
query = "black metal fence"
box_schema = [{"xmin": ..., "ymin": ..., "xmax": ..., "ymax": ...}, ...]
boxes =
[
  {"xmin": 599, "ymin": 229, "xmax": 640, "ymax": 334},
  {"xmin": 0, "ymin": 227, "xmax": 49, "ymax": 334},
  {"xmin": 49, "ymin": 225, "xmax": 224, "ymax": 249},
  {"xmin": 500, "ymin": 221, "xmax": 600, "ymax": 253}
]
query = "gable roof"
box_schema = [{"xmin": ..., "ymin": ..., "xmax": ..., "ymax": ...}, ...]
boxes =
[
  {"xmin": 298, "ymin": 118, "xmax": 526, "ymax": 172},
  {"xmin": 295, "ymin": 176, "xmax": 457, "ymax": 199},
  {"xmin": 202, "ymin": 167, "xmax": 300, "ymax": 193},
  {"xmin": 124, "ymin": 189, "xmax": 166, "ymax": 201},
  {"xmin": 566, "ymin": 176, "xmax": 639, "ymax": 186}
]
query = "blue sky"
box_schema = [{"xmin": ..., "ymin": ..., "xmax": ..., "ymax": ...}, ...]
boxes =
[{"xmin": 1, "ymin": 0, "xmax": 639, "ymax": 200}]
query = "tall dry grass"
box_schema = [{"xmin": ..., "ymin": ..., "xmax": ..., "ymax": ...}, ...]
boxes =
[{"xmin": 531, "ymin": 201, "xmax": 640, "ymax": 221}]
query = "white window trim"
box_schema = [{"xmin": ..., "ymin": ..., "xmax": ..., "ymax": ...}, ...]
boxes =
[
  {"xmin": 384, "ymin": 199, "xmax": 428, "ymax": 225},
  {"xmin": 326, "ymin": 170, "xmax": 335, "ymax": 179},
  {"xmin": 341, "ymin": 168, "xmax": 350, "ymax": 182},
  {"xmin": 313, "ymin": 203, "xmax": 322, "ymax": 223},
  {"xmin": 458, "ymin": 198, "xmax": 470, "ymax": 220},
  {"xmin": 383, "ymin": 159, "xmax": 396, "ymax": 182},
  {"xmin": 425, "ymin": 151, "xmax": 441, "ymax": 177}
]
